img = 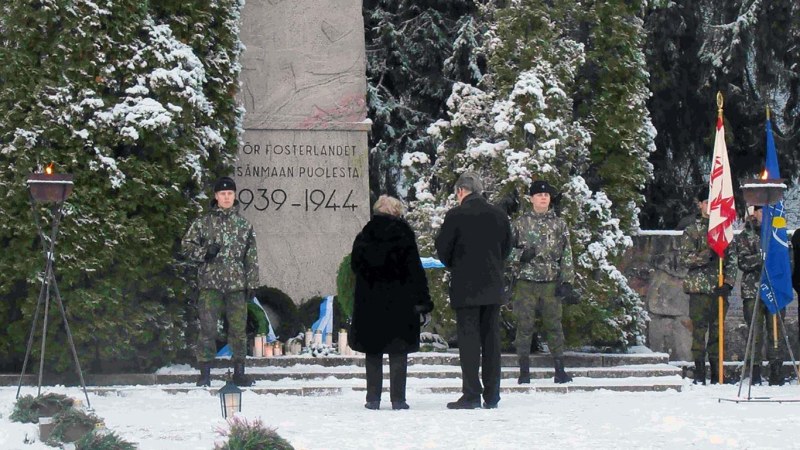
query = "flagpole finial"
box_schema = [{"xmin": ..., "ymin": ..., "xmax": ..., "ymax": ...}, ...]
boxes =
[
  {"xmin": 716, "ymin": 92, "xmax": 724, "ymax": 119},
  {"xmin": 766, "ymin": 106, "xmax": 771, "ymax": 121}
]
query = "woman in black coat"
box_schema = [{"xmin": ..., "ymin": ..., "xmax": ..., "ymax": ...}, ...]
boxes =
[{"xmin": 350, "ymin": 195, "xmax": 433, "ymax": 410}]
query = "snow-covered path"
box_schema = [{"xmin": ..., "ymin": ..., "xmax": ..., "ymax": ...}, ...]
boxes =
[{"xmin": 3, "ymin": 382, "xmax": 800, "ymax": 449}]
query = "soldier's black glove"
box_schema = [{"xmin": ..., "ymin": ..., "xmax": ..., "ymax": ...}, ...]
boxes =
[
  {"xmin": 204, "ymin": 243, "xmax": 221, "ymax": 262},
  {"xmin": 711, "ymin": 283, "xmax": 733, "ymax": 298},
  {"xmin": 519, "ymin": 248, "xmax": 536, "ymax": 264},
  {"xmin": 556, "ymin": 282, "xmax": 578, "ymax": 304}
]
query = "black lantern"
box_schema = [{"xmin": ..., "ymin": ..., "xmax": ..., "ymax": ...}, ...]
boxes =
[
  {"xmin": 219, "ymin": 380, "xmax": 242, "ymax": 418},
  {"xmin": 740, "ymin": 177, "xmax": 786, "ymax": 207},
  {"xmin": 26, "ymin": 163, "xmax": 74, "ymax": 203},
  {"xmin": 17, "ymin": 163, "xmax": 90, "ymax": 410}
]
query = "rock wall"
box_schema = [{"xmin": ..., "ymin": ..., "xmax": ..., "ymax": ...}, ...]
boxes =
[{"xmin": 622, "ymin": 233, "xmax": 798, "ymax": 362}]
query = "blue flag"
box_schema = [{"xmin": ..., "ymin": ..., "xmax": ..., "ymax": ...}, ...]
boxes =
[
  {"xmin": 311, "ymin": 295, "xmax": 334, "ymax": 338},
  {"xmin": 759, "ymin": 118, "xmax": 793, "ymax": 314}
]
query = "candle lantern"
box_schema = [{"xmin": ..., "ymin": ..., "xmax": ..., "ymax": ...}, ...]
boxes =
[
  {"xmin": 313, "ymin": 330, "xmax": 323, "ymax": 346},
  {"xmin": 253, "ymin": 335, "xmax": 265, "ymax": 357},
  {"xmin": 219, "ymin": 379, "xmax": 242, "ymax": 418},
  {"xmin": 304, "ymin": 329, "xmax": 313, "ymax": 347},
  {"xmin": 273, "ymin": 341, "xmax": 282, "ymax": 356},
  {"xmin": 325, "ymin": 332, "xmax": 333, "ymax": 347},
  {"xmin": 338, "ymin": 329, "xmax": 348, "ymax": 355},
  {"xmin": 263, "ymin": 342, "xmax": 273, "ymax": 357}
]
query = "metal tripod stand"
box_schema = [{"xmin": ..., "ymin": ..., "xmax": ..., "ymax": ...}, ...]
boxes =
[
  {"xmin": 720, "ymin": 177, "xmax": 799, "ymax": 403},
  {"xmin": 16, "ymin": 172, "xmax": 90, "ymax": 408}
]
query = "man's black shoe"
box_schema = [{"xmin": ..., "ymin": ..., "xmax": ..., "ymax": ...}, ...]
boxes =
[
  {"xmin": 483, "ymin": 402, "xmax": 498, "ymax": 409},
  {"xmin": 446, "ymin": 398, "xmax": 481, "ymax": 410},
  {"xmin": 391, "ymin": 401, "xmax": 410, "ymax": 410},
  {"xmin": 365, "ymin": 401, "xmax": 380, "ymax": 410}
]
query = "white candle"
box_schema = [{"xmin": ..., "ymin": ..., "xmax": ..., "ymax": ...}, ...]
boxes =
[
  {"xmin": 338, "ymin": 330, "xmax": 348, "ymax": 354},
  {"xmin": 304, "ymin": 329, "xmax": 313, "ymax": 347},
  {"xmin": 253, "ymin": 335, "xmax": 264, "ymax": 357},
  {"xmin": 264, "ymin": 342, "xmax": 273, "ymax": 357},
  {"xmin": 314, "ymin": 330, "xmax": 322, "ymax": 346}
]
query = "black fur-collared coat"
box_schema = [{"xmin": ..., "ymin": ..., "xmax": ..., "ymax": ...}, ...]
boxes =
[{"xmin": 349, "ymin": 214, "xmax": 433, "ymax": 354}]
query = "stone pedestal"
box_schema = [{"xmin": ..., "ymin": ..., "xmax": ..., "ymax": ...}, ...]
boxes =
[{"xmin": 237, "ymin": 0, "xmax": 370, "ymax": 302}]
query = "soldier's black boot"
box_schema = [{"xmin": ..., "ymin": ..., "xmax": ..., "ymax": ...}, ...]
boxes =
[
  {"xmin": 692, "ymin": 359, "xmax": 706, "ymax": 385},
  {"xmin": 553, "ymin": 358, "xmax": 572, "ymax": 384},
  {"xmin": 768, "ymin": 360, "xmax": 784, "ymax": 386},
  {"xmin": 196, "ymin": 362, "xmax": 212, "ymax": 387},
  {"xmin": 708, "ymin": 359, "xmax": 720, "ymax": 384},
  {"xmin": 518, "ymin": 356, "xmax": 531, "ymax": 384},
  {"xmin": 751, "ymin": 364, "xmax": 763, "ymax": 385},
  {"xmin": 232, "ymin": 361, "xmax": 254, "ymax": 387}
]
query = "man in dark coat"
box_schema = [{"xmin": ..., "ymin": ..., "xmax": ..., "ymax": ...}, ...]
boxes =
[
  {"xmin": 350, "ymin": 195, "xmax": 433, "ymax": 411},
  {"xmin": 435, "ymin": 172, "xmax": 513, "ymax": 409}
]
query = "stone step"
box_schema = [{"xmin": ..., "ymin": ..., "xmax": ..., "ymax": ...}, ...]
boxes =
[
  {"xmin": 2, "ymin": 364, "xmax": 680, "ymax": 387},
  {"xmin": 77, "ymin": 375, "xmax": 684, "ymax": 396},
  {"xmin": 224, "ymin": 350, "xmax": 670, "ymax": 369}
]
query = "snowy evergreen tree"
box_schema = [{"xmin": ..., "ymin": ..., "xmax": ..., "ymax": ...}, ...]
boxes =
[
  {"xmin": 364, "ymin": 0, "xmax": 483, "ymax": 201},
  {"xmin": 0, "ymin": 0, "xmax": 244, "ymax": 372},
  {"xmin": 404, "ymin": 0, "xmax": 652, "ymax": 347},
  {"xmin": 576, "ymin": 1, "xmax": 656, "ymax": 234},
  {"xmin": 643, "ymin": 0, "xmax": 800, "ymax": 227}
]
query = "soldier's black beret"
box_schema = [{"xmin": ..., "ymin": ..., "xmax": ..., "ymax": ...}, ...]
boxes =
[
  {"xmin": 529, "ymin": 180, "xmax": 556, "ymax": 196},
  {"xmin": 695, "ymin": 186, "xmax": 709, "ymax": 202},
  {"xmin": 214, "ymin": 176, "xmax": 236, "ymax": 193}
]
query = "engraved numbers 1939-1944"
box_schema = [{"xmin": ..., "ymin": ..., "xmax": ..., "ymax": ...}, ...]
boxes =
[{"xmin": 238, "ymin": 188, "xmax": 358, "ymax": 212}]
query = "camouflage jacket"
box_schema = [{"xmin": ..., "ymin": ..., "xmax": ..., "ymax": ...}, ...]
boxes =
[
  {"xmin": 510, "ymin": 209, "xmax": 574, "ymax": 283},
  {"xmin": 182, "ymin": 203, "xmax": 259, "ymax": 293},
  {"xmin": 736, "ymin": 221, "xmax": 762, "ymax": 299},
  {"xmin": 679, "ymin": 216, "xmax": 737, "ymax": 294}
]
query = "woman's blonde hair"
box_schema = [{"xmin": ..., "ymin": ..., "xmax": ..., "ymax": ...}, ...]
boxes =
[{"xmin": 372, "ymin": 195, "xmax": 405, "ymax": 217}]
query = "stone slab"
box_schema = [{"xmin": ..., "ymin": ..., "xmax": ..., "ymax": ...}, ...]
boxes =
[
  {"xmin": 235, "ymin": 129, "xmax": 369, "ymax": 301},
  {"xmin": 238, "ymin": 0, "xmax": 367, "ymax": 127},
  {"xmin": 236, "ymin": 0, "xmax": 369, "ymax": 302}
]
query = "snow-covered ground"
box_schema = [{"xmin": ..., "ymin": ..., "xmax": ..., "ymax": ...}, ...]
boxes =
[{"xmin": 3, "ymin": 380, "xmax": 800, "ymax": 449}]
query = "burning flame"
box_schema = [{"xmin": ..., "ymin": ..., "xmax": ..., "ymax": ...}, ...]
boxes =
[
  {"xmin": 45, "ymin": 163, "xmax": 54, "ymax": 175},
  {"xmin": 760, "ymin": 169, "xmax": 768, "ymax": 180}
]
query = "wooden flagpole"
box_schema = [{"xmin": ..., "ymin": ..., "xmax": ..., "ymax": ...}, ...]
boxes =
[{"xmin": 716, "ymin": 92, "xmax": 725, "ymax": 385}]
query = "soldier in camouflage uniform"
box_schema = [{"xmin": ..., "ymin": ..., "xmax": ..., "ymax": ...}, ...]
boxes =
[
  {"xmin": 738, "ymin": 206, "xmax": 786, "ymax": 385},
  {"xmin": 510, "ymin": 180, "xmax": 575, "ymax": 384},
  {"xmin": 182, "ymin": 176, "xmax": 260, "ymax": 387},
  {"xmin": 679, "ymin": 187, "xmax": 737, "ymax": 385}
]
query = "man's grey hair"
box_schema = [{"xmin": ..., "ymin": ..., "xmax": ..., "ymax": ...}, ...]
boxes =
[{"xmin": 454, "ymin": 171, "xmax": 484, "ymax": 195}]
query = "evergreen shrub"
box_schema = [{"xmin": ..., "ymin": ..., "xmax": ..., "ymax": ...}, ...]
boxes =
[
  {"xmin": 46, "ymin": 408, "xmax": 101, "ymax": 445},
  {"xmin": 75, "ymin": 430, "xmax": 137, "ymax": 450},
  {"xmin": 10, "ymin": 393, "xmax": 74, "ymax": 424},
  {"xmin": 215, "ymin": 417, "xmax": 294, "ymax": 450}
]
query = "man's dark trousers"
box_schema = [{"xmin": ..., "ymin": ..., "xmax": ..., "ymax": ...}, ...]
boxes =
[{"xmin": 456, "ymin": 304, "xmax": 501, "ymax": 405}]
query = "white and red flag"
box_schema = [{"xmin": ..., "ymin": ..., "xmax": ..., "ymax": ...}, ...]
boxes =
[{"xmin": 706, "ymin": 115, "xmax": 736, "ymax": 257}]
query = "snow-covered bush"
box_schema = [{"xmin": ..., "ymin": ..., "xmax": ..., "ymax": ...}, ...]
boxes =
[
  {"xmin": 404, "ymin": 1, "xmax": 654, "ymax": 348},
  {"xmin": 0, "ymin": 0, "xmax": 245, "ymax": 371}
]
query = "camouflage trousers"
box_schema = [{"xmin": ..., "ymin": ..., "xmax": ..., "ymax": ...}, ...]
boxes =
[
  {"xmin": 689, "ymin": 293, "xmax": 729, "ymax": 362},
  {"xmin": 742, "ymin": 297, "xmax": 786, "ymax": 366},
  {"xmin": 196, "ymin": 289, "xmax": 247, "ymax": 363},
  {"xmin": 513, "ymin": 280, "xmax": 564, "ymax": 367}
]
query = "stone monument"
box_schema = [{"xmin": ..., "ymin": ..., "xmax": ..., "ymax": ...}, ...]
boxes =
[{"xmin": 236, "ymin": 0, "xmax": 370, "ymax": 302}]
